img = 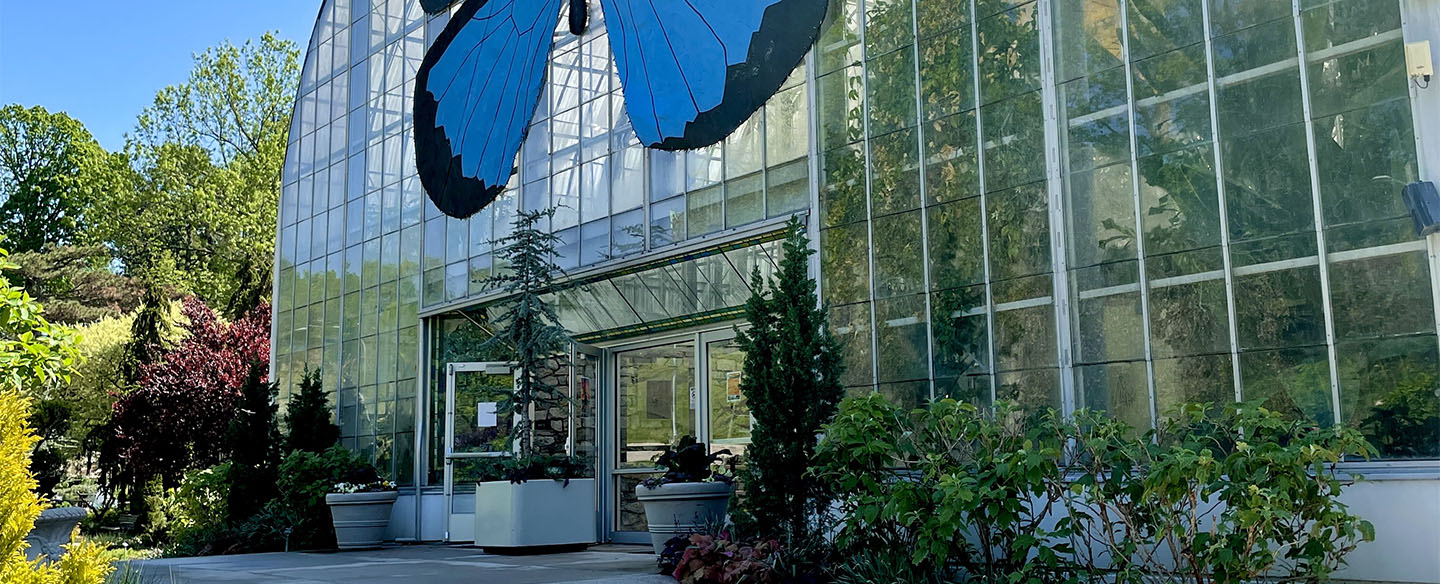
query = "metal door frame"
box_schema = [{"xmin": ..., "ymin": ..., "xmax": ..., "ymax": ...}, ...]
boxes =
[
  {"xmin": 597, "ymin": 326, "xmax": 741, "ymax": 544},
  {"xmin": 442, "ymin": 361, "xmax": 514, "ymax": 542}
]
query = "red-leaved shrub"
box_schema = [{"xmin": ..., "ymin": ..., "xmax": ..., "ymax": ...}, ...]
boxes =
[
  {"xmin": 108, "ymin": 298, "xmax": 270, "ymax": 488},
  {"xmin": 672, "ymin": 531, "xmax": 782, "ymax": 584}
]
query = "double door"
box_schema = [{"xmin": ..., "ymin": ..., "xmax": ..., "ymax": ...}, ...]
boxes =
[{"xmin": 601, "ymin": 329, "xmax": 751, "ymax": 544}]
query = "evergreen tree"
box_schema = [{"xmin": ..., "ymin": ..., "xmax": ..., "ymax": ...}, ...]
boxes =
[
  {"xmin": 478, "ymin": 209, "xmax": 570, "ymax": 460},
  {"xmin": 733, "ymin": 218, "xmax": 845, "ymax": 543},
  {"xmin": 284, "ymin": 368, "xmax": 339, "ymax": 454},
  {"xmin": 225, "ymin": 362, "xmax": 281, "ymax": 523},
  {"xmin": 119, "ymin": 283, "xmax": 174, "ymax": 388}
]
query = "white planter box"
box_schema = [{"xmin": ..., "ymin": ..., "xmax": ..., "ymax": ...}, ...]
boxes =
[
  {"xmin": 473, "ymin": 479, "xmax": 596, "ymax": 550},
  {"xmin": 636, "ymin": 482, "xmax": 733, "ymax": 555},
  {"xmin": 326, "ymin": 491, "xmax": 399, "ymax": 550}
]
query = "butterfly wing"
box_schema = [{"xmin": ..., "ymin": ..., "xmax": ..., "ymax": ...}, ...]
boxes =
[
  {"xmin": 414, "ymin": 0, "xmax": 564, "ymax": 218},
  {"xmin": 598, "ymin": 0, "xmax": 827, "ymax": 150},
  {"xmin": 420, "ymin": 0, "xmax": 457, "ymax": 14}
]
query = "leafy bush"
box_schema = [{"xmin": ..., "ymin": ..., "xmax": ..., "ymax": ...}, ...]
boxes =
[
  {"xmin": 642, "ymin": 436, "xmax": 732, "ymax": 488},
  {"xmin": 0, "ymin": 238, "xmax": 113, "ymax": 583},
  {"xmin": 670, "ymin": 531, "xmax": 782, "ymax": 584},
  {"xmin": 102, "ymin": 298, "xmax": 270, "ymax": 497},
  {"xmin": 813, "ymin": 394, "xmax": 1377, "ymax": 583},
  {"xmin": 274, "ymin": 446, "xmax": 380, "ymax": 550},
  {"xmin": 157, "ymin": 465, "xmax": 230, "ymax": 547},
  {"xmin": 465, "ymin": 454, "xmax": 592, "ymax": 484}
]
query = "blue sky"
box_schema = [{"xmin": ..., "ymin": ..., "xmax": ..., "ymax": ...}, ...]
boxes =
[{"xmin": 0, "ymin": 0, "xmax": 323, "ymax": 151}]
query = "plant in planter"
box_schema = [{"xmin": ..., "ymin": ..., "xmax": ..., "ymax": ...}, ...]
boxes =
[
  {"xmin": 470, "ymin": 208, "xmax": 594, "ymax": 550},
  {"xmin": 323, "ymin": 473, "xmax": 398, "ymax": 551},
  {"xmin": 637, "ymin": 436, "xmax": 734, "ymax": 555}
]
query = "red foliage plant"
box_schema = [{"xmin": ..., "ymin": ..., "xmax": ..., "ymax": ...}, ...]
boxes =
[
  {"xmin": 672, "ymin": 532, "xmax": 782, "ymax": 584},
  {"xmin": 109, "ymin": 297, "xmax": 271, "ymax": 488}
]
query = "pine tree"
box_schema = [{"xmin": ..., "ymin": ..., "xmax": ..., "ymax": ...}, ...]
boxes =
[
  {"xmin": 284, "ymin": 367, "xmax": 339, "ymax": 454},
  {"xmin": 733, "ymin": 217, "xmax": 845, "ymax": 543},
  {"xmin": 225, "ymin": 362, "xmax": 281, "ymax": 523},
  {"xmin": 119, "ymin": 283, "xmax": 174, "ymax": 387},
  {"xmin": 479, "ymin": 209, "xmax": 571, "ymax": 460}
]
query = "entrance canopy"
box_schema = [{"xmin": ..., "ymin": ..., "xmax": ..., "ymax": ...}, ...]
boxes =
[{"xmin": 443, "ymin": 227, "xmax": 787, "ymax": 344}]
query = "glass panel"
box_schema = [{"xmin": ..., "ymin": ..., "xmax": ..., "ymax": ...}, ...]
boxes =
[
  {"xmin": 876, "ymin": 294, "xmax": 931, "ymax": 383},
  {"xmin": 1240, "ymin": 346, "xmax": 1334, "ymax": 424},
  {"xmin": 1337, "ymin": 335, "xmax": 1440, "ymax": 459},
  {"xmin": 821, "ymin": 222, "xmax": 871, "ymax": 305},
  {"xmin": 873, "ymin": 210, "xmax": 925, "ymax": 298},
  {"xmin": 1076, "ymin": 361, "xmax": 1151, "ymax": 430},
  {"xmin": 866, "ymin": 46, "xmax": 918, "ymax": 137},
  {"xmin": 706, "ymin": 339, "xmax": 751, "ymax": 456},
  {"xmin": 616, "ymin": 343, "xmax": 697, "ymax": 469},
  {"xmin": 928, "ymin": 196, "xmax": 985, "ymax": 291},
  {"xmin": 932, "ymin": 285, "xmax": 989, "ymax": 377},
  {"xmin": 449, "ymin": 369, "xmax": 514, "ymax": 455},
  {"xmin": 870, "ymin": 128, "xmax": 921, "ymax": 215},
  {"xmin": 832, "ymin": 301, "xmax": 875, "ymax": 388}
]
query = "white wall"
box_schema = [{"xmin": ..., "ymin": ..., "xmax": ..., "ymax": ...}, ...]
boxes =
[{"xmin": 1334, "ymin": 478, "xmax": 1440, "ymax": 583}]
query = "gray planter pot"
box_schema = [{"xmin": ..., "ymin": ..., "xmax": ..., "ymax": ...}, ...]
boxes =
[
  {"xmin": 24, "ymin": 507, "xmax": 88, "ymax": 563},
  {"xmin": 635, "ymin": 481, "xmax": 733, "ymax": 556},
  {"xmin": 325, "ymin": 491, "xmax": 398, "ymax": 550}
]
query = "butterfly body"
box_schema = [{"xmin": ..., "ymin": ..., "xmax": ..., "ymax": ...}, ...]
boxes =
[{"xmin": 414, "ymin": 0, "xmax": 828, "ymax": 218}]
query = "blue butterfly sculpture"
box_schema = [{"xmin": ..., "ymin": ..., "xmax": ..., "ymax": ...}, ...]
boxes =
[{"xmin": 414, "ymin": 0, "xmax": 828, "ymax": 218}]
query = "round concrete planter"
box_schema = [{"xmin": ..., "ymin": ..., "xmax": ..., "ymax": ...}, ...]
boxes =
[
  {"xmin": 24, "ymin": 507, "xmax": 88, "ymax": 563},
  {"xmin": 325, "ymin": 491, "xmax": 398, "ymax": 550},
  {"xmin": 635, "ymin": 481, "xmax": 733, "ymax": 556}
]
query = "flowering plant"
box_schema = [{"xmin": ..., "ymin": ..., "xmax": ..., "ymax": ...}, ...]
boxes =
[{"xmin": 331, "ymin": 480, "xmax": 396, "ymax": 494}]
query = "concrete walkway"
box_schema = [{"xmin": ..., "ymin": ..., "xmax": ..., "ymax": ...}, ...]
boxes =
[{"xmin": 126, "ymin": 544, "xmax": 673, "ymax": 584}]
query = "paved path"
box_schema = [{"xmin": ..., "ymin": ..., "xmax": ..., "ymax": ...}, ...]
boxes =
[{"xmin": 127, "ymin": 544, "xmax": 672, "ymax": 584}]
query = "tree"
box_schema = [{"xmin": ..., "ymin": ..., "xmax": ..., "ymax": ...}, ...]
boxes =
[
  {"xmin": 102, "ymin": 298, "xmax": 271, "ymax": 497},
  {"xmin": 90, "ymin": 33, "xmax": 299, "ymax": 317},
  {"xmin": 0, "ymin": 105, "xmax": 104, "ymax": 254},
  {"xmin": 284, "ymin": 368, "xmax": 339, "ymax": 455},
  {"xmin": 4, "ymin": 245, "xmax": 142, "ymax": 325},
  {"xmin": 224, "ymin": 363, "xmax": 280, "ymax": 523},
  {"xmin": 0, "ymin": 238, "xmax": 111, "ymax": 583},
  {"xmin": 732, "ymin": 218, "xmax": 846, "ymax": 544},
  {"xmin": 478, "ymin": 209, "xmax": 571, "ymax": 460}
]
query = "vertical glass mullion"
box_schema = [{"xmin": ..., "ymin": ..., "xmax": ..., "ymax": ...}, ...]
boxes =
[
  {"xmin": 859, "ymin": 0, "xmax": 881, "ymax": 391},
  {"xmin": 1291, "ymin": 0, "xmax": 1342, "ymax": 426},
  {"xmin": 1118, "ymin": 0, "xmax": 1160, "ymax": 431},
  {"xmin": 1198, "ymin": 0, "xmax": 1245, "ymax": 402},
  {"xmin": 910, "ymin": 0, "xmax": 936, "ymax": 400},
  {"xmin": 1039, "ymin": 0, "xmax": 1077, "ymax": 416},
  {"xmin": 969, "ymin": 0, "xmax": 999, "ymax": 406}
]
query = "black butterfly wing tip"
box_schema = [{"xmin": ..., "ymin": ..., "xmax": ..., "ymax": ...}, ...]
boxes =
[{"xmin": 431, "ymin": 180, "xmax": 505, "ymax": 219}]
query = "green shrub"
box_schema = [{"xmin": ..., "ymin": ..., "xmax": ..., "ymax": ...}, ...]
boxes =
[
  {"xmin": 283, "ymin": 368, "xmax": 338, "ymax": 454},
  {"xmin": 813, "ymin": 395, "xmax": 1376, "ymax": 584},
  {"xmin": 275, "ymin": 445, "xmax": 379, "ymax": 550}
]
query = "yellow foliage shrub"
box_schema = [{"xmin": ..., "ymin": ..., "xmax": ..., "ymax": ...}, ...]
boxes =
[{"xmin": 0, "ymin": 389, "xmax": 112, "ymax": 584}]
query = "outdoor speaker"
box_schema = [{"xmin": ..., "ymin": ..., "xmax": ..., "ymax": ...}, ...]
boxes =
[{"xmin": 1403, "ymin": 181, "xmax": 1440, "ymax": 237}]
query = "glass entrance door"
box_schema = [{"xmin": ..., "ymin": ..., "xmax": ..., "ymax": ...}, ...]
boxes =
[
  {"xmin": 604, "ymin": 329, "xmax": 750, "ymax": 543},
  {"xmin": 443, "ymin": 362, "xmax": 515, "ymax": 542}
]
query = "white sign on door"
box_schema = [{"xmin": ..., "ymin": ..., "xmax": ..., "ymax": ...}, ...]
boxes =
[{"xmin": 477, "ymin": 402, "xmax": 499, "ymax": 428}]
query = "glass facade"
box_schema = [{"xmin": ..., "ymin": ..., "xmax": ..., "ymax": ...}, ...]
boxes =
[
  {"xmin": 275, "ymin": 0, "xmax": 1436, "ymax": 488},
  {"xmin": 815, "ymin": 0, "xmax": 1436, "ymax": 458},
  {"xmin": 274, "ymin": 0, "xmax": 812, "ymax": 483}
]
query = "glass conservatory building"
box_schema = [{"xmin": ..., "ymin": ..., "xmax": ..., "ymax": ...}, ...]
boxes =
[{"xmin": 272, "ymin": 0, "xmax": 1440, "ymax": 579}]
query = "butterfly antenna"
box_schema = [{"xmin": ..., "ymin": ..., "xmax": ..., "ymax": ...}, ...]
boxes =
[{"xmin": 568, "ymin": 0, "xmax": 588, "ymax": 35}]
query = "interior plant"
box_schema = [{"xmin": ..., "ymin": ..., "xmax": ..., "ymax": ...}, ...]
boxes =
[
  {"xmin": 636, "ymin": 436, "xmax": 735, "ymax": 555},
  {"xmin": 731, "ymin": 217, "xmax": 845, "ymax": 551}
]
